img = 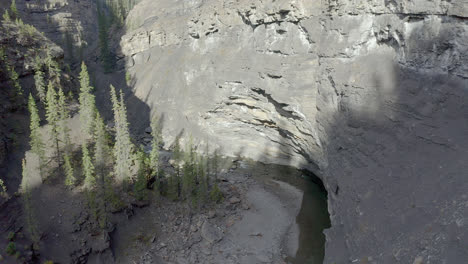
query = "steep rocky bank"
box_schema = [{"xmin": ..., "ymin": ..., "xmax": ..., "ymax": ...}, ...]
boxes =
[{"xmin": 119, "ymin": 0, "xmax": 468, "ymax": 263}]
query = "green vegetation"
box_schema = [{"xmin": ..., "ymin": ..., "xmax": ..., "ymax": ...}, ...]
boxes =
[
  {"xmin": 78, "ymin": 62, "xmax": 96, "ymax": 142},
  {"xmin": 134, "ymin": 147, "xmax": 149, "ymax": 201},
  {"xmin": 0, "ymin": 178, "xmax": 7, "ymax": 198},
  {"xmin": 82, "ymin": 143, "xmax": 96, "ymax": 189},
  {"xmin": 7, "ymin": 231, "xmax": 15, "ymax": 241},
  {"xmin": 28, "ymin": 94, "xmax": 46, "ymax": 178},
  {"xmin": 64, "ymin": 154, "xmax": 76, "ymax": 187},
  {"xmin": 94, "ymin": 112, "xmax": 111, "ymax": 177},
  {"xmin": 150, "ymin": 113, "xmax": 161, "ymax": 179},
  {"xmin": 45, "ymin": 82, "xmax": 62, "ymax": 167},
  {"xmin": 110, "ymin": 85, "xmax": 133, "ymax": 184},
  {"xmin": 10, "ymin": 0, "xmax": 18, "ymax": 19},
  {"xmin": 125, "ymin": 72, "xmax": 131, "ymax": 84},
  {"xmin": 33, "ymin": 68, "xmax": 46, "ymax": 103},
  {"xmin": 3, "ymin": 10, "xmax": 11, "ymax": 23},
  {"xmin": 5, "ymin": 242, "xmax": 16, "ymax": 256},
  {"xmin": 57, "ymin": 87, "xmax": 72, "ymax": 153}
]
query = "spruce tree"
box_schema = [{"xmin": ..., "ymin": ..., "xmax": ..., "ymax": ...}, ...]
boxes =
[
  {"xmin": 10, "ymin": 0, "xmax": 18, "ymax": 19},
  {"xmin": 2, "ymin": 9, "xmax": 10, "ymax": 22},
  {"xmin": 45, "ymin": 50, "xmax": 60, "ymax": 84},
  {"xmin": 196, "ymin": 155, "xmax": 208, "ymax": 206},
  {"xmin": 64, "ymin": 154, "xmax": 75, "ymax": 187},
  {"xmin": 182, "ymin": 137, "xmax": 196, "ymax": 200},
  {"xmin": 78, "ymin": 62, "xmax": 96, "ymax": 141},
  {"xmin": 110, "ymin": 85, "xmax": 133, "ymax": 184},
  {"xmin": 46, "ymin": 81, "xmax": 61, "ymax": 166},
  {"xmin": 172, "ymin": 135, "xmax": 182, "ymax": 198},
  {"xmin": 94, "ymin": 112, "xmax": 110, "ymax": 178},
  {"xmin": 34, "ymin": 69, "xmax": 46, "ymax": 103},
  {"xmin": 82, "ymin": 143, "xmax": 95, "ymax": 189},
  {"xmin": 57, "ymin": 87, "xmax": 72, "ymax": 153},
  {"xmin": 21, "ymin": 159, "xmax": 40, "ymax": 249},
  {"xmin": 28, "ymin": 94, "xmax": 45, "ymax": 178},
  {"xmin": 134, "ymin": 147, "xmax": 149, "ymax": 201},
  {"xmin": 149, "ymin": 113, "xmax": 161, "ymax": 179}
]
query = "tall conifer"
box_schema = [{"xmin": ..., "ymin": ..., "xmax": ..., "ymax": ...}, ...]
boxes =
[
  {"xmin": 57, "ymin": 87, "xmax": 71, "ymax": 153},
  {"xmin": 150, "ymin": 113, "xmax": 161, "ymax": 179},
  {"xmin": 34, "ymin": 69, "xmax": 46, "ymax": 103},
  {"xmin": 45, "ymin": 82, "xmax": 61, "ymax": 166},
  {"xmin": 28, "ymin": 94, "xmax": 45, "ymax": 177},
  {"xmin": 78, "ymin": 62, "xmax": 96, "ymax": 141},
  {"xmin": 82, "ymin": 143, "xmax": 95, "ymax": 189},
  {"xmin": 110, "ymin": 85, "xmax": 133, "ymax": 184}
]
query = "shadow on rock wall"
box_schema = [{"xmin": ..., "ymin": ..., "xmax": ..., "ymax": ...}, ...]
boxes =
[{"xmin": 319, "ymin": 20, "xmax": 468, "ymax": 263}]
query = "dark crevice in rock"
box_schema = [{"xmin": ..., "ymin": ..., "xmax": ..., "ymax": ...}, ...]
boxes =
[{"xmin": 251, "ymin": 87, "xmax": 302, "ymax": 120}]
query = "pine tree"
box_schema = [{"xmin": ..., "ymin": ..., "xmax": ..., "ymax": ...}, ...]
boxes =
[
  {"xmin": 82, "ymin": 143, "xmax": 95, "ymax": 189},
  {"xmin": 34, "ymin": 69, "xmax": 46, "ymax": 103},
  {"xmin": 110, "ymin": 85, "xmax": 133, "ymax": 184},
  {"xmin": 21, "ymin": 159, "xmax": 40, "ymax": 249},
  {"xmin": 57, "ymin": 87, "xmax": 72, "ymax": 153},
  {"xmin": 46, "ymin": 82, "xmax": 61, "ymax": 166},
  {"xmin": 79, "ymin": 62, "xmax": 96, "ymax": 141},
  {"xmin": 28, "ymin": 94, "xmax": 45, "ymax": 178}
]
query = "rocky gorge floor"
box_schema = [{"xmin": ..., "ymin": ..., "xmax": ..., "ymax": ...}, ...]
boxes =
[{"xmin": 0, "ymin": 148, "xmax": 329, "ymax": 264}]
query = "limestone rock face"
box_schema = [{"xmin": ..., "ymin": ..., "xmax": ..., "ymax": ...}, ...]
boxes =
[{"xmin": 119, "ymin": 0, "xmax": 468, "ymax": 262}]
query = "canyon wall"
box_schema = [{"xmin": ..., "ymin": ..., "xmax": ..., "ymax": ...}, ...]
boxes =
[
  {"xmin": 120, "ymin": 0, "xmax": 468, "ymax": 262},
  {"xmin": 3, "ymin": 0, "xmax": 466, "ymax": 262}
]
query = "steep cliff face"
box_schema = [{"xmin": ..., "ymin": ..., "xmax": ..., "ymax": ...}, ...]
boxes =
[{"xmin": 120, "ymin": 0, "xmax": 468, "ymax": 262}]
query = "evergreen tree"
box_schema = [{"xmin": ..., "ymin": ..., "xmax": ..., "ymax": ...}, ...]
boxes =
[
  {"xmin": 8, "ymin": 65, "xmax": 22, "ymax": 96},
  {"xmin": 172, "ymin": 135, "xmax": 182, "ymax": 198},
  {"xmin": 134, "ymin": 147, "xmax": 149, "ymax": 201},
  {"xmin": 2, "ymin": 10, "xmax": 10, "ymax": 22},
  {"xmin": 182, "ymin": 137, "xmax": 196, "ymax": 200},
  {"xmin": 110, "ymin": 85, "xmax": 133, "ymax": 184},
  {"xmin": 21, "ymin": 159, "xmax": 40, "ymax": 249},
  {"xmin": 57, "ymin": 87, "xmax": 72, "ymax": 153},
  {"xmin": 82, "ymin": 143, "xmax": 95, "ymax": 189},
  {"xmin": 28, "ymin": 94, "xmax": 45, "ymax": 178},
  {"xmin": 45, "ymin": 82, "xmax": 61, "ymax": 166},
  {"xmin": 196, "ymin": 155, "xmax": 208, "ymax": 206},
  {"xmin": 34, "ymin": 69, "xmax": 46, "ymax": 103},
  {"xmin": 149, "ymin": 113, "xmax": 161, "ymax": 179},
  {"xmin": 78, "ymin": 62, "xmax": 96, "ymax": 141},
  {"xmin": 64, "ymin": 154, "xmax": 75, "ymax": 187},
  {"xmin": 93, "ymin": 113, "xmax": 112, "ymax": 229},
  {"xmin": 94, "ymin": 112, "xmax": 110, "ymax": 177},
  {"xmin": 10, "ymin": 0, "xmax": 18, "ymax": 19},
  {"xmin": 45, "ymin": 50, "xmax": 60, "ymax": 84}
]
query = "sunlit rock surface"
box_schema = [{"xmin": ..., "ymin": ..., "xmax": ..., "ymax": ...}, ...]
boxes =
[{"xmin": 119, "ymin": 0, "xmax": 468, "ymax": 262}]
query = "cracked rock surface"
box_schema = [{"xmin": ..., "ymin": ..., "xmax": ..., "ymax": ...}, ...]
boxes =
[{"xmin": 120, "ymin": 0, "xmax": 468, "ymax": 262}]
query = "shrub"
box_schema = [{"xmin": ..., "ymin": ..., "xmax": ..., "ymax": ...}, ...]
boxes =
[
  {"xmin": 209, "ymin": 182, "xmax": 223, "ymax": 203},
  {"xmin": 5, "ymin": 242, "xmax": 16, "ymax": 255},
  {"xmin": 125, "ymin": 72, "xmax": 131, "ymax": 84}
]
